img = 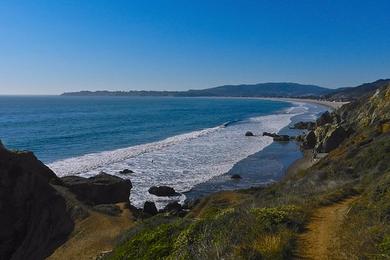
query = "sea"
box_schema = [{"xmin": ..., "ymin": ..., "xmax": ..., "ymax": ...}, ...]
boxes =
[{"xmin": 0, "ymin": 96, "xmax": 327, "ymax": 208}]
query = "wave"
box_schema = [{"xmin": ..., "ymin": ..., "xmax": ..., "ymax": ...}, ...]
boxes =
[
  {"xmin": 48, "ymin": 124, "xmax": 224, "ymax": 176},
  {"xmin": 48, "ymin": 105, "xmax": 305, "ymax": 208}
]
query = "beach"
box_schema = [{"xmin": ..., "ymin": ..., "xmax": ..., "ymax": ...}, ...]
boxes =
[
  {"xmin": 263, "ymin": 97, "xmax": 348, "ymax": 110},
  {"xmin": 185, "ymin": 100, "xmax": 329, "ymax": 202}
]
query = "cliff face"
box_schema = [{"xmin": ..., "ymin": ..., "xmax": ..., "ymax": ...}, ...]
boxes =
[
  {"xmin": 0, "ymin": 143, "xmax": 134, "ymax": 260},
  {"xmin": 338, "ymin": 83, "xmax": 390, "ymax": 129},
  {"xmin": 0, "ymin": 147, "xmax": 74, "ymax": 260},
  {"xmin": 308, "ymin": 83, "xmax": 390, "ymax": 153}
]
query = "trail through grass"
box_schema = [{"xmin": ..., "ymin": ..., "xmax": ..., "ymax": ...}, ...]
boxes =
[{"xmin": 295, "ymin": 196, "xmax": 358, "ymax": 259}]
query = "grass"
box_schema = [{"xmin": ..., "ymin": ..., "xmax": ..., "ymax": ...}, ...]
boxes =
[{"xmin": 106, "ymin": 124, "xmax": 390, "ymax": 259}]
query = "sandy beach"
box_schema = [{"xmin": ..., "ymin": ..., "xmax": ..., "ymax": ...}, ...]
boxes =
[{"xmin": 267, "ymin": 97, "xmax": 348, "ymax": 110}]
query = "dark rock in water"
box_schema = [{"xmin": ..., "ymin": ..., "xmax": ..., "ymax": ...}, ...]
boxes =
[
  {"xmin": 303, "ymin": 130, "xmax": 317, "ymax": 149},
  {"xmin": 293, "ymin": 121, "xmax": 316, "ymax": 130},
  {"xmin": 263, "ymin": 132, "xmax": 290, "ymax": 142},
  {"xmin": 0, "ymin": 146, "xmax": 74, "ymax": 260},
  {"xmin": 148, "ymin": 186, "xmax": 180, "ymax": 196},
  {"xmin": 0, "ymin": 139, "xmax": 4, "ymax": 150},
  {"xmin": 143, "ymin": 201, "xmax": 158, "ymax": 215},
  {"xmin": 231, "ymin": 174, "xmax": 242, "ymax": 179},
  {"xmin": 273, "ymin": 135, "xmax": 290, "ymax": 142},
  {"xmin": 119, "ymin": 169, "xmax": 133, "ymax": 174},
  {"xmin": 263, "ymin": 132, "xmax": 278, "ymax": 138},
  {"xmin": 61, "ymin": 173, "xmax": 132, "ymax": 205},
  {"xmin": 316, "ymin": 111, "xmax": 333, "ymax": 126},
  {"xmin": 245, "ymin": 131, "xmax": 254, "ymax": 136}
]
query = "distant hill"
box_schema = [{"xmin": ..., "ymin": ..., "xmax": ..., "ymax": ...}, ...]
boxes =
[
  {"xmin": 62, "ymin": 82, "xmax": 331, "ymax": 98},
  {"xmin": 176, "ymin": 82, "xmax": 331, "ymax": 97},
  {"xmin": 62, "ymin": 80, "xmax": 390, "ymax": 100},
  {"xmin": 324, "ymin": 79, "xmax": 390, "ymax": 101}
]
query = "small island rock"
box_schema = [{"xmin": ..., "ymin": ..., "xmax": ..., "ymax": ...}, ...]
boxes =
[
  {"xmin": 148, "ymin": 186, "xmax": 180, "ymax": 196},
  {"xmin": 231, "ymin": 174, "xmax": 242, "ymax": 179},
  {"xmin": 119, "ymin": 169, "xmax": 133, "ymax": 174},
  {"xmin": 245, "ymin": 131, "xmax": 254, "ymax": 136}
]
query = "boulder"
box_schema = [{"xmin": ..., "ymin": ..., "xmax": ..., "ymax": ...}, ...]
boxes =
[
  {"xmin": 61, "ymin": 173, "xmax": 132, "ymax": 205},
  {"xmin": 231, "ymin": 174, "xmax": 242, "ymax": 179},
  {"xmin": 0, "ymin": 146, "xmax": 74, "ymax": 260},
  {"xmin": 263, "ymin": 132, "xmax": 290, "ymax": 142},
  {"xmin": 316, "ymin": 111, "xmax": 333, "ymax": 126},
  {"xmin": 148, "ymin": 186, "xmax": 180, "ymax": 197},
  {"xmin": 143, "ymin": 201, "xmax": 158, "ymax": 215},
  {"xmin": 119, "ymin": 169, "xmax": 133, "ymax": 174},
  {"xmin": 315, "ymin": 125, "xmax": 348, "ymax": 153},
  {"xmin": 245, "ymin": 131, "xmax": 254, "ymax": 136},
  {"xmin": 263, "ymin": 132, "xmax": 278, "ymax": 138},
  {"xmin": 273, "ymin": 135, "xmax": 290, "ymax": 142},
  {"xmin": 293, "ymin": 121, "xmax": 316, "ymax": 130}
]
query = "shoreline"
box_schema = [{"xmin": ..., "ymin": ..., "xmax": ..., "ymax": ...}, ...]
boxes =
[
  {"xmin": 260, "ymin": 97, "xmax": 348, "ymax": 110},
  {"xmin": 185, "ymin": 101, "xmax": 328, "ymax": 202}
]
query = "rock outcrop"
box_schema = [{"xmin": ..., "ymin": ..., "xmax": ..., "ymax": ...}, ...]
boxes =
[
  {"xmin": 0, "ymin": 147, "xmax": 74, "ymax": 260},
  {"xmin": 293, "ymin": 121, "xmax": 316, "ymax": 130},
  {"xmin": 119, "ymin": 169, "xmax": 133, "ymax": 174},
  {"xmin": 314, "ymin": 125, "xmax": 349, "ymax": 153},
  {"xmin": 148, "ymin": 186, "xmax": 180, "ymax": 197},
  {"xmin": 245, "ymin": 131, "xmax": 254, "ymax": 136},
  {"xmin": 316, "ymin": 111, "xmax": 333, "ymax": 126},
  {"xmin": 231, "ymin": 174, "xmax": 242, "ymax": 179},
  {"xmin": 143, "ymin": 201, "xmax": 158, "ymax": 215},
  {"xmin": 61, "ymin": 173, "xmax": 132, "ymax": 205},
  {"xmin": 302, "ymin": 130, "xmax": 317, "ymax": 149},
  {"xmin": 263, "ymin": 132, "xmax": 291, "ymax": 142}
]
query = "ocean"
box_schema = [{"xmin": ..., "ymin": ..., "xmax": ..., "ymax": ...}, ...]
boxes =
[{"xmin": 0, "ymin": 96, "xmax": 323, "ymax": 208}]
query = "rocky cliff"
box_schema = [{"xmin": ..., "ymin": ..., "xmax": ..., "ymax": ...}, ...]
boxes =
[
  {"xmin": 0, "ymin": 144, "xmax": 133, "ymax": 260},
  {"xmin": 0, "ymin": 146, "xmax": 73, "ymax": 260}
]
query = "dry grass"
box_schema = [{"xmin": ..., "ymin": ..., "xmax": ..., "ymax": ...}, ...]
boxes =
[{"xmin": 49, "ymin": 203, "xmax": 134, "ymax": 260}]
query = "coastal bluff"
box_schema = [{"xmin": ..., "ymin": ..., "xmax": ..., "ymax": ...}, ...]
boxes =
[{"xmin": 0, "ymin": 143, "xmax": 133, "ymax": 259}]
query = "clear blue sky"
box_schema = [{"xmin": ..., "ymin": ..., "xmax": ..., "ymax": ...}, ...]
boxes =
[{"xmin": 0, "ymin": 0, "xmax": 389, "ymax": 94}]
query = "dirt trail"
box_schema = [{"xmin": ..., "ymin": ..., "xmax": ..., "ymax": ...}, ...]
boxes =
[{"xmin": 295, "ymin": 197, "xmax": 357, "ymax": 259}]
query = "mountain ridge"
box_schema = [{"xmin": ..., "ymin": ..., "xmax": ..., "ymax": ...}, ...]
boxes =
[{"xmin": 61, "ymin": 82, "xmax": 331, "ymax": 98}]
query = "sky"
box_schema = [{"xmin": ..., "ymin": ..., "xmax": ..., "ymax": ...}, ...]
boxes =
[{"xmin": 0, "ymin": 1, "xmax": 389, "ymax": 95}]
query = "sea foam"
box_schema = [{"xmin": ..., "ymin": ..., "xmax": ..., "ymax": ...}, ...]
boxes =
[{"xmin": 48, "ymin": 105, "xmax": 305, "ymax": 208}]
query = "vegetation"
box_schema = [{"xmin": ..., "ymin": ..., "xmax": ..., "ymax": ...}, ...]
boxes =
[{"xmin": 106, "ymin": 84, "xmax": 390, "ymax": 259}]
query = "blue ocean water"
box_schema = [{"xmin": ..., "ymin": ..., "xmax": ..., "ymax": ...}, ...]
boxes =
[
  {"xmin": 0, "ymin": 96, "xmax": 307, "ymax": 208},
  {"xmin": 0, "ymin": 96, "xmax": 290, "ymax": 162}
]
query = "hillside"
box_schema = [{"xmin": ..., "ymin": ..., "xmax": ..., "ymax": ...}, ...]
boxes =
[
  {"xmin": 177, "ymin": 82, "xmax": 330, "ymax": 97},
  {"xmin": 61, "ymin": 82, "xmax": 330, "ymax": 98},
  {"xmin": 324, "ymin": 79, "xmax": 390, "ymax": 101},
  {"xmin": 105, "ymin": 82, "xmax": 390, "ymax": 259}
]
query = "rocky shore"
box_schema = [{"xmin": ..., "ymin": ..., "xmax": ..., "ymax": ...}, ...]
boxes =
[{"xmin": 1, "ymin": 80, "xmax": 389, "ymax": 259}]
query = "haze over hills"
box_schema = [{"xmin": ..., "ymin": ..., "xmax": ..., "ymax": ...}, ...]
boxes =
[{"xmin": 61, "ymin": 82, "xmax": 331, "ymax": 98}]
